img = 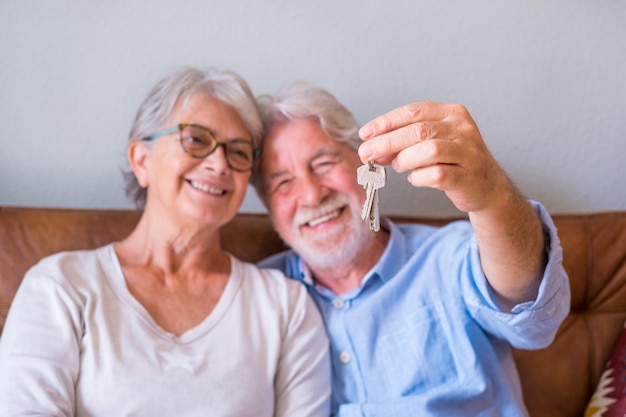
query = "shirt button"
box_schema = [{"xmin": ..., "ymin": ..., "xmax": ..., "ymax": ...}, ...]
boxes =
[
  {"xmin": 339, "ymin": 352, "xmax": 351, "ymax": 364},
  {"xmin": 333, "ymin": 298, "xmax": 345, "ymax": 309}
]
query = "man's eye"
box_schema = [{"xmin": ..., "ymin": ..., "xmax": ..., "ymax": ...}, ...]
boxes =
[
  {"xmin": 313, "ymin": 160, "xmax": 337, "ymax": 175},
  {"xmin": 268, "ymin": 178, "xmax": 293, "ymax": 194}
]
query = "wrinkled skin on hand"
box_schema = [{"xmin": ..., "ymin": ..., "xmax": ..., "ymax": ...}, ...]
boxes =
[
  {"xmin": 358, "ymin": 102, "xmax": 510, "ymax": 214},
  {"xmin": 358, "ymin": 101, "xmax": 546, "ymax": 309}
]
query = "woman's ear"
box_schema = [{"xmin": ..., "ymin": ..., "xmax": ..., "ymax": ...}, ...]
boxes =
[{"xmin": 128, "ymin": 141, "xmax": 150, "ymax": 188}]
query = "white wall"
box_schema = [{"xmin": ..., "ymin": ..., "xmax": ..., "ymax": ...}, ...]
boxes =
[{"xmin": 1, "ymin": 1, "xmax": 624, "ymax": 217}]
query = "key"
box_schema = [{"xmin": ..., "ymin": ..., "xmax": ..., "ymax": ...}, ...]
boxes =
[
  {"xmin": 361, "ymin": 180, "xmax": 375, "ymax": 221},
  {"xmin": 357, "ymin": 162, "xmax": 386, "ymax": 231},
  {"xmin": 361, "ymin": 162, "xmax": 386, "ymax": 232},
  {"xmin": 370, "ymin": 184, "xmax": 381, "ymax": 231},
  {"xmin": 358, "ymin": 162, "xmax": 386, "ymax": 222},
  {"xmin": 367, "ymin": 162, "xmax": 386, "ymax": 232},
  {"xmin": 357, "ymin": 162, "xmax": 378, "ymax": 220}
]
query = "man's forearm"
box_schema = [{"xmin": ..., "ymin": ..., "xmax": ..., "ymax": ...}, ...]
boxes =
[{"xmin": 469, "ymin": 184, "xmax": 546, "ymax": 311}]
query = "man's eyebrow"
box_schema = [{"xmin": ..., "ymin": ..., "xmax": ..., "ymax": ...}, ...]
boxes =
[
  {"xmin": 265, "ymin": 170, "xmax": 290, "ymax": 183},
  {"xmin": 264, "ymin": 148, "xmax": 341, "ymax": 181},
  {"xmin": 310, "ymin": 148, "xmax": 340, "ymax": 161}
]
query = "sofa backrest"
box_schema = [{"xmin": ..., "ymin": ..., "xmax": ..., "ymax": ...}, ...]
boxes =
[
  {"xmin": 1, "ymin": 206, "xmax": 625, "ymax": 417},
  {"xmin": 0, "ymin": 206, "xmax": 287, "ymax": 330}
]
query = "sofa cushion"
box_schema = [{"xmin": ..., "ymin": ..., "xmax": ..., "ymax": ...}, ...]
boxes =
[
  {"xmin": 585, "ymin": 320, "xmax": 626, "ymax": 417},
  {"xmin": 1, "ymin": 207, "xmax": 626, "ymax": 417}
]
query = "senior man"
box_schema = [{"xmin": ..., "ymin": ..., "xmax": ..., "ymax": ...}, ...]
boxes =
[{"xmin": 251, "ymin": 81, "xmax": 569, "ymax": 417}]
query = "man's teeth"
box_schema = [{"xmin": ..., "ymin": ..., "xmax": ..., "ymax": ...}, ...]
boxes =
[
  {"xmin": 190, "ymin": 180, "xmax": 225, "ymax": 195},
  {"xmin": 307, "ymin": 209, "xmax": 340, "ymax": 227}
]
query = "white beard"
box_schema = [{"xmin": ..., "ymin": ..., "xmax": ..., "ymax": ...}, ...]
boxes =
[{"xmin": 286, "ymin": 194, "xmax": 372, "ymax": 271}]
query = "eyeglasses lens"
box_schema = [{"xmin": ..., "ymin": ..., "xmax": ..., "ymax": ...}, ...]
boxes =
[{"xmin": 180, "ymin": 125, "xmax": 254, "ymax": 171}]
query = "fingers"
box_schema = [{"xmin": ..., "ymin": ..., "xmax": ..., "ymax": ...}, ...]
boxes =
[
  {"xmin": 406, "ymin": 162, "xmax": 465, "ymax": 191},
  {"xmin": 357, "ymin": 101, "xmax": 516, "ymax": 214},
  {"xmin": 357, "ymin": 102, "xmax": 475, "ymax": 164},
  {"xmin": 359, "ymin": 101, "xmax": 449, "ymax": 140},
  {"xmin": 358, "ymin": 120, "xmax": 448, "ymax": 164},
  {"xmin": 394, "ymin": 139, "xmax": 461, "ymax": 173}
]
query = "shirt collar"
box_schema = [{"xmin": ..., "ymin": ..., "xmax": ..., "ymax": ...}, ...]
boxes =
[
  {"xmin": 372, "ymin": 218, "xmax": 407, "ymax": 283},
  {"xmin": 294, "ymin": 217, "xmax": 408, "ymax": 291}
]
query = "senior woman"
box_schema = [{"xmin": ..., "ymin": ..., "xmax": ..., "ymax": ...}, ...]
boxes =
[{"xmin": 0, "ymin": 67, "xmax": 331, "ymax": 416}]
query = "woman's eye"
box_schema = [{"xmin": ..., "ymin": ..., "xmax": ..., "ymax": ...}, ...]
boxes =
[
  {"xmin": 234, "ymin": 150, "xmax": 250, "ymax": 159},
  {"xmin": 181, "ymin": 136, "xmax": 204, "ymax": 148},
  {"xmin": 228, "ymin": 145, "xmax": 252, "ymax": 160},
  {"xmin": 187, "ymin": 136, "xmax": 206, "ymax": 144}
]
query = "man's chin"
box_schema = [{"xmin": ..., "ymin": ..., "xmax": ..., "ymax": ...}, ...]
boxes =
[
  {"xmin": 293, "ymin": 226, "xmax": 368, "ymax": 268},
  {"xmin": 294, "ymin": 244, "xmax": 347, "ymax": 270},
  {"xmin": 298, "ymin": 222, "xmax": 345, "ymax": 247}
]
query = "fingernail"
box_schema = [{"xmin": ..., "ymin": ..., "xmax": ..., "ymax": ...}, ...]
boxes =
[
  {"xmin": 358, "ymin": 141, "xmax": 374, "ymax": 160},
  {"xmin": 359, "ymin": 125, "xmax": 373, "ymax": 139}
]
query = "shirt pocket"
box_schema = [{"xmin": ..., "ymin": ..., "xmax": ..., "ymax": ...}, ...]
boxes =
[{"xmin": 377, "ymin": 304, "xmax": 460, "ymax": 395}]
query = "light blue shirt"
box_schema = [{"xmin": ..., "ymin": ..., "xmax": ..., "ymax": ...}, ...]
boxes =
[{"xmin": 259, "ymin": 201, "xmax": 570, "ymax": 417}]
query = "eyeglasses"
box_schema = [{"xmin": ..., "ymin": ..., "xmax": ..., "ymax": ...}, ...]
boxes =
[{"xmin": 141, "ymin": 123, "xmax": 260, "ymax": 172}]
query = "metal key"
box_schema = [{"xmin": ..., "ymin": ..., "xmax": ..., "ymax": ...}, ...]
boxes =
[
  {"xmin": 357, "ymin": 162, "xmax": 386, "ymax": 231},
  {"xmin": 370, "ymin": 183, "xmax": 381, "ymax": 231},
  {"xmin": 357, "ymin": 162, "xmax": 377, "ymax": 220},
  {"xmin": 358, "ymin": 162, "xmax": 385, "ymax": 221}
]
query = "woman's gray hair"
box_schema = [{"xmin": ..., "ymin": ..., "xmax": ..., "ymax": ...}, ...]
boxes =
[
  {"xmin": 123, "ymin": 66, "xmax": 262, "ymax": 209},
  {"xmin": 251, "ymin": 80, "xmax": 360, "ymax": 200}
]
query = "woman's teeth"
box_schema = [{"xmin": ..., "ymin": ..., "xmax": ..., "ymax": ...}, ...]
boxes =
[{"xmin": 190, "ymin": 180, "xmax": 225, "ymax": 195}]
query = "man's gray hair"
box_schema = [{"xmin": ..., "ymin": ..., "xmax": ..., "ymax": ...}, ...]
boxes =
[{"xmin": 252, "ymin": 81, "xmax": 360, "ymax": 201}]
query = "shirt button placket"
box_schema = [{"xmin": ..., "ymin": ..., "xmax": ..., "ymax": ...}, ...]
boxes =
[{"xmin": 334, "ymin": 298, "xmax": 352, "ymax": 364}]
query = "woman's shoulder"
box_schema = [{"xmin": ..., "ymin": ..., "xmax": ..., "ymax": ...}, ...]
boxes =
[
  {"xmin": 26, "ymin": 244, "xmax": 114, "ymax": 285},
  {"xmin": 33, "ymin": 244, "xmax": 110, "ymax": 267},
  {"xmin": 228, "ymin": 256, "xmax": 320, "ymax": 330},
  {"xmin": 229, "ymin": 255, "xmax": 307, "ymax": 296}
]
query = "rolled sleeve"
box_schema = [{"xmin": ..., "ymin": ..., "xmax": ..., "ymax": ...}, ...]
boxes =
[{"xmin": 466, "ymin": 200, "xmax": 571, "ymax": 349}]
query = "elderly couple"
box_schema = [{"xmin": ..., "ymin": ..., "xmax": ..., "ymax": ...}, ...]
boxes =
[{"xmin": 0, "ymin": 67, "xmax": 569, "ymax": 416}]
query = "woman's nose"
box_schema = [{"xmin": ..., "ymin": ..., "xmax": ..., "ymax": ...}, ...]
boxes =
[{"xmin": 201, "ymin": 144, "xmax": 230, "ymax": 172}]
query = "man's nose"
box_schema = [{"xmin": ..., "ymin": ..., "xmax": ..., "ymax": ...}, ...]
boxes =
[{"xmin": 296, "ymin": 173, "xmax": 328, "ymax": 205}]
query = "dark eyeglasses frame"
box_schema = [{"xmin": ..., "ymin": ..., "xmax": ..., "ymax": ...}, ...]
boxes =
[{"xmin": 141, "ymin": 123, "xmax": 260, "ymax": 172}]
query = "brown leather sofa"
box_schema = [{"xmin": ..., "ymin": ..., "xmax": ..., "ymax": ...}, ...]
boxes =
[{"xmin": 1, "ymin": 205, "xmax": 625, "ymax": 416}]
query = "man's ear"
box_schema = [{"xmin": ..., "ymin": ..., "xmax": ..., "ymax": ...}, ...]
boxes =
[{"xmin": 128, "ymin": 141, "xmax": 150, "ymax": 188}]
